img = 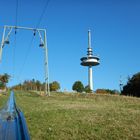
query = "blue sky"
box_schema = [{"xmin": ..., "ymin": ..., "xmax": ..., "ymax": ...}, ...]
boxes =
[{"xmin": 0, "ymin": 0, "xmax": 140, "ymax": 91}]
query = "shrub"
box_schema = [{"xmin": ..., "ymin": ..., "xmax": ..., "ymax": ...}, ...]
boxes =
[{"xmin": 72, "ymin": 81, "xmax": 84, "ymax": 93}]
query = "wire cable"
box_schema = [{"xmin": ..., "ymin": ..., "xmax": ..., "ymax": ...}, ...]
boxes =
[
  {"xmin": 17, "ymin": 35, "xmax": 36, "ymax": 83},
  {"xmin": 15, "ymin": 0, "xmax": 19, "ymax": 27},
  {"xmin": 12, "ymin": 32, "xmax": 16, "ymax": 80},
  {"xmin": 12, "ymin": 0, "xmax": 19, "ymax": 82},
  {"xmin": 36, "ymin": 0, "xmax": 51, "ymax": 28},
  {"xmin": 18, "ymin": 0, "xmax": 51, "ymax": 83},
  {"xmin": 11, "ymin": 0, "xmax": 51, "ymax": 85},
  {"xmin": 18, "ymin": 0, "xmax": 51, "ymax": 78},
  {"xmin": 35, "ymin": 0, "xmax": 51, "ymax": 94}
]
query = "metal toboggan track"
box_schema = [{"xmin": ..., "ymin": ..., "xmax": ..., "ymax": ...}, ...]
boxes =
[{"xmin": 0, "ymin": 91, "xmax": 30, "ymax": 140}]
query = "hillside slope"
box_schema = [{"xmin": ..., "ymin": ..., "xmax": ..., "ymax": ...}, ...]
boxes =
[{"xmin": 1, "ymin": 92, "xmax": 140, "ymax": 140}]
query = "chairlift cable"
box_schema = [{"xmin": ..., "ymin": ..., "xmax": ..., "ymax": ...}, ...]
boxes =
[
  {"xmin": 7, "ymin": 0, "xmax": 51, "ymax": 85},
  {"xmin": 35, "ymin": 0, "xmax": 51, "ymax": 93},
  {"xmin": 17, "ymin": 35, "xmax": 36, "ymax": 83},
  {"xmin": 12, "ymin": 0, "xmax": 19, "ymax": 82},
  {"xmin": 15, "ymin": 0, "xmax": 19, "ymax": 27},
  {"xmin": 36, "ymin": 0, "xmax": 51, "ymax": 28},
  {"xmin": 18, "ymin": 0, "xmax": 51, "ymax": 83}
]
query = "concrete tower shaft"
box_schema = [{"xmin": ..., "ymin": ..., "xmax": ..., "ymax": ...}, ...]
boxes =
[
  {"xmin": 89, "ymin": 66, "xmax": 93, "ymax": 91},
  {"xmin": 80, "ymin": 30, "xmax": 100, "ymax": 92}
]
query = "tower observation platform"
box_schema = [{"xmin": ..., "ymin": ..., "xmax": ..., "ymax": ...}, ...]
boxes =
[{"xmin": 80, "ymin": 30, "xmax": 100, "ymax": 92}]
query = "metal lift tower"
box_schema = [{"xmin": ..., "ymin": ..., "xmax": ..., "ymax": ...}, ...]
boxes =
[
  {"xmin": 0, "ymin": 25, "xmax": 50, "ymax": 95},
  {"xmin": 80, "ymin": 30, "xmax": 100, "ymax": 92}
]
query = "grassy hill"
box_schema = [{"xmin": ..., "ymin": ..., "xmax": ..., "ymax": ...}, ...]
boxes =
[{"xmin": 1, "ymin": 91, "xmax": 140, "ymax": 140}]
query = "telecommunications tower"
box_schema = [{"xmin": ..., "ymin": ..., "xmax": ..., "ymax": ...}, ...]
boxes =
[{"xmin": 80, "ymin": 30, "xmax": 100, "ymax": 92}]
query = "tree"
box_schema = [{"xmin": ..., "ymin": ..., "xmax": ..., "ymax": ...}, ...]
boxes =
[
  {"xmin": 121, "ymin": 72, "xmax": 140, "ymax": 97},
  {"xmin": 0, "ymin": 81, "xmax": 5, "ymax": 89},
  {"xmin": 0, "ymin": 73, "xmax": 10, "ymax": 89},
  {"xmin": 0, "ymin": 73, "xmax": 10, "ymax": 83},
  {"xmin": 72, "ymin": 81, "xmax": 84, "ymax": 93},
  {"xmin": 36, "ymin": 80, "xmax": 41, "ymax": 91},
  {"xmin": 50, "ymin": 81, "xmax": 60, "ymax": 91},
  {"xmin": 84, "ymin": 85, "xmax": 92, "ymax": 93}
]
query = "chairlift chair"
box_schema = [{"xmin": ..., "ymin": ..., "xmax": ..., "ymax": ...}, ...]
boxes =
[
  {"xmin": 39, "ymin": 42, "xmax": 44, "ymax": 47},
  {"xmin": 4, "ymin": 39, "xmax": 10, "ymax": 44}
]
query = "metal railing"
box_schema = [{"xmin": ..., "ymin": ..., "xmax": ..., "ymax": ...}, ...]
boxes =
[{"xmin": 0, "ymin": 91, "xmax": 30, "ymax": 140}]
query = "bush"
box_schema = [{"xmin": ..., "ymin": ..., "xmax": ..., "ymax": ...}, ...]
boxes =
[
  {"xmin": 84, "ymin": 85, "xmax": 92, "ymax": 93},
  {"xmin": 72, "ymin": 81, "xmax": 84, "ymax": 93},
  {"xmin": 96, "ymin": 89, "xmax": 119, "ymax": 95},
  {"xmin": 50, "ymin": 81, "xmax": 60, "ymax": 92}
]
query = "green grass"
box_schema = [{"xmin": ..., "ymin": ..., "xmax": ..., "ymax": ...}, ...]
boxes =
[
  {"xmin": 1, "ymin": 91, "xmax": 140, "ymax": 140},
  {"xmin": 0, "ymin": 93, "xmax": 8, "ymax": 109}
]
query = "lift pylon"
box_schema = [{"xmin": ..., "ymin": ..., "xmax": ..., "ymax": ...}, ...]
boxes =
[{"xmin": 0, "ymin": 25, "xmax": 50, "ymax": 96}]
